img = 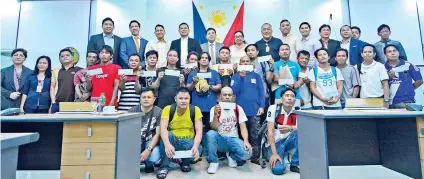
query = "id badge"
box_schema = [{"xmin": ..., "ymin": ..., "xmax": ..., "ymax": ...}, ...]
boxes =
[
  {"xmin": 251, "ymin": 79, "xmax": 256, "ymax": 84},
  {"xmin": 265, "ymin": 46, "xmax": 270, "ymax": 52},
  {"xmin": 36, "ymin": 85, "xmax": 42, "ymax": 93}
]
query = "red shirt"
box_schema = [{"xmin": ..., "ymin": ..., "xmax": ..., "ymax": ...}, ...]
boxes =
[{"xmin": 89, "ymin": 63, "xmax": 121, "ymax": 105}]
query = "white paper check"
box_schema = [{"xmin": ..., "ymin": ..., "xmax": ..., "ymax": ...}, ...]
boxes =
[
  {"xmin": 219, "ymin": 64, "xmax": 233, "ymax": 70},
  {"xmin": 392, "ymin": 65, "xmax": 409, "ymax": 73},
  {"xmin": 278, "ymin": 79, "xmax": 294, "ymax": 85},
  {"xmin": 197, "ymin": 72, "xmax": 211, "ymax": 79},
  {"xmin": 174, "ymin": 150, "xmax": 193, "ymax": 159},
  {"xmin": 238, "ymin": 65, "xmax": 254, "ymax": 72},
  {"xmin": 219, "ymin": 102, "xmax": 236, "ymax": 110},
  {"xmin": 87, "ymin": 68, "xmax": 103, "ymax": 76},
  {"xmin": 258, "ymin": 55, "xmax": 271, "ymax": 63},
  {"xmin": 142, "ymin": 71, "xmax": 156, "ymax": 77},
  {"xmin": 185, "ymin": 63, "xmax": 196, "ymax": 69},
  {"xmin": 165, "ymin": 69, "xmax": 180, "ymax": 77},
  {"xmin": 299, "ymin": 72, "xmax": 307, "ymax": 78},
  {"xmin": 118, "ymin": 69, "xmax": 133, "ymax": 75}
]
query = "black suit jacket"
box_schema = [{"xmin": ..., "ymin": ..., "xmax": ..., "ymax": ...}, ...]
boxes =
[
  {"xmin": 1, "ymin": 65, "xmax": 33, "ymax": 109},
  {"xmin": 320, "ymin": 39, "xmax": 341, "ymax": 66},
  {"xmin": 87, "ymin": 33, "xmax": 122, "ymax": 65},
  {"xmin": 170, "ymin": 38, "xmax": 202, "ymax": 68}
]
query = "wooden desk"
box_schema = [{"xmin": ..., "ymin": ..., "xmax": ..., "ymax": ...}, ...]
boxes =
[
  {"xmin": 1, "ymin": 133, "xmax": 40, "ymax": 179},
  {"xmin": 295, "ymin": 109, "xmax": 424, "ymax": 179},
  {"xmin": 1, "ymin": 113, "xmax": 143, "ymax": 179}
]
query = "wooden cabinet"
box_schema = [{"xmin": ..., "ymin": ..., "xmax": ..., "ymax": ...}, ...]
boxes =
[
  {"xmin": 61, "ymin": 165, "xmax": 115, "ymax": 179},
  {"xmin": 61, "ymin": 143, "xmax": 116, "ymax": 165}
]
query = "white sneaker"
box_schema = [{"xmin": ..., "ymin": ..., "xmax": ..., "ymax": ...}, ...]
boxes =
[
  {"xmin": 227, "ymin": 152, "xmax": 237, "ymax": 168},
  {"xmin": 207, "ymin": 163, "xmax": 219, "ymax": 174}
]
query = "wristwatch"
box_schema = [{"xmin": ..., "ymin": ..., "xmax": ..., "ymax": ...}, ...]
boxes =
[
  {"xmin": 146, "ymin": 146, "xmax": 153, "ymax": 152},
  {"xmin": 384, "ymin": 98, "xmax": 390, "ymax": 103}
]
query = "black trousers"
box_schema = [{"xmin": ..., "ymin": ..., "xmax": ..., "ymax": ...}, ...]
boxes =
[{"xmin": 246, "ymin": 116, "xmax": 261, "ymax": 160}]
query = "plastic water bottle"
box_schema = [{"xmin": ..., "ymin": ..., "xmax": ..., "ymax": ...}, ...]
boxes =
[{"xmin": 97, "ymin": 93, "xmax": 106, "ymax": 112}]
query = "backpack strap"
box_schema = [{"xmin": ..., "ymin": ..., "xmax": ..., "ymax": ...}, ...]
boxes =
[
  {"xmin": 274, "ymin": 104, "xmax": 282, "ymax": 129},
  {"xmin": 330, "ymin": 66, "xmax": 337, "ymax": 79},
  {"xmin": 169, "ymin": 104, "xmax": 177, "ymax": 123},
  {"xmin": 189, "ymin": 104, "xmax": 195, "ymax": 124}
]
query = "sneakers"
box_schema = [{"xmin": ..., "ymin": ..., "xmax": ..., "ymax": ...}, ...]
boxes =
[
  {"xmin": 290, "ymin": 166, "xmax": 300, "ymax": 173},
  {"xmin": 207, "ymin": 163, "xmax": 220, "ymax": 174},
  {"xmin": 227, "ymin": 153, "xmax": 237, "ymax": 168}
]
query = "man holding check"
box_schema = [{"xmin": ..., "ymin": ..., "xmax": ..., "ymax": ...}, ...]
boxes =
[
  {"xmin": 151, "ymin": 50, "xmax": 185, "ymax": 108},
  {"xmin": 273, "ymin": 44, "xmax": 303, "ymax": 105},
  {"xmin": 206, "ymin": 87, "xmax": 252, "ymax": 174},
  {"xmin": 157, "ymin": 87, "xmax": 203, "ymax": 179},
  {"xmin": 187, "ymin": 52, "xmax": 222, "ymax": 157},
  {"xmin": 231, "ymin": 55, "xmax": 265, "ymax": 165}
]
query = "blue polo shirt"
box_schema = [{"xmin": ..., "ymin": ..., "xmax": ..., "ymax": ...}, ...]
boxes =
[
  {"xmin": 274, "ymin": 60, "xmax": 301, "ymax": 99},
  {"xmin": 231, "ymin": 72, "xmax": 265, "ymax": 117},
  {"xmin": 187, "ymin": 69, "xmax": 221, "ymax": 112},
  {"xmin": 384, "ymin": 60, "xmax": 422, "ymax": 105}
]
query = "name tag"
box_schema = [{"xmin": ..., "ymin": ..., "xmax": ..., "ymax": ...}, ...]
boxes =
[
  {"xmin": 36, "ymin": 86, "xmax": 42, "ymax": 93},
  {"xmin": 251, "ymin": 78, "xmax": 256, "ymax": 84},
  {"xmin": 143, "ymin": 71, "xmax": 157, "ymax": 77},
  {"xmin": 197, "ymin": 72, "xmax": 211, "ymax": 79},
  {"xmin": 118, "ymin": 69, "xmax": 133, "ymax": 75},
  {"xmin": 165, "ymin": 69, "xmax": 180, "ymax": 77},
  {"xmin": 87, "ymin": 68, "xmax": 103, "ymax": 76}
]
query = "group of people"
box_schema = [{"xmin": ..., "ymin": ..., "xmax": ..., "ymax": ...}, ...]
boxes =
[{"xmin": 1, "ymin": 17, "xmax": 423, "ymax": 178}]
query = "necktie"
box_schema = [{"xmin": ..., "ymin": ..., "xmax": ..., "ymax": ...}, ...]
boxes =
[
  {"xmin": 210, "ymin": 43, "xmax": 215, "ymax": 65},
  {"xmin": 134, "ymin": 36, "xmax": 140, "ymax": 52}
]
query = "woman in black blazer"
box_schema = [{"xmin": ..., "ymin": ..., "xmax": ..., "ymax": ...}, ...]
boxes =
[
  {"xmin": 318, "ymin": 24, "xmax": 341, "ymax": 66},
  {"xmin": 20, "ymin": 56, "xmax": 52, "ymax": 113},
  {"xmin": 1, "ymin": 48, "xmax": 32, "ymax": 110}
]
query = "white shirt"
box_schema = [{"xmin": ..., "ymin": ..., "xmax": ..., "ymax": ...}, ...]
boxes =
[
  {"xmin": 308, "ymin": 67, "xmax": 344, "ymax": 107},
  {"xmin": 299, "ymin": 68, "xmax": 312, "ymax": 109},
  {"xmin": 266, "ymin": 104, "xmax": 296, "ymax": 143},
  {"xmin": 359, "ymin": 61, "xmax": 389, "ymax": 98},
  {"xmin": 209, "ymin": 105, "xmax": 248, "ymax": 138},
  {"xmin": 282, "ymin": 34, "xmax": 303, "ymax": 62},
  {"xmin": 145, "ymin": 39, "xmax": 171, "ymax": 68},
  {"xmin": 301, "ymin": 36, "xmax": 322, "ymax": 67},
  {"xmin": 340, "ymin": 39, "xmax": 351, "ymax": 64},
  {"xmin": 103, "ymin": 33, "xmax": 115, "ymax": 50},
  {"xmin": 180, "ymin": 37, "xmax": 189, "ymax": 67},
  {"xmin": 229, "ymin": 44, "xmax": 247, "ymax": 65},
  {"xmin": 208, "ymin": 42, "xmax": 217, "ymax": 65}
]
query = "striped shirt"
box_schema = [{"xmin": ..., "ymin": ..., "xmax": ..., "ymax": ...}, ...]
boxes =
[{"xmin": 118, "ymin": 76, "xmax": 140, "ymax": 111}]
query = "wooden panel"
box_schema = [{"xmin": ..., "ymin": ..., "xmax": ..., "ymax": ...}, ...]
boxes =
[
  {"xmin": 420, "ymin": 138, "xmax": 424, "ymax": 160},
  {"xmin": 417, "ymin": 117, "xmax": 424, "ymax": 138},
  {"xmin": 63, "ymin": 122, "xmax": 116, "ymax": 143},
  {"xmin": 61, "ymin": 143, "xmax": 116, "ymax": 166},
  {"xmin": 60, "ymin": 165, "xmax": 115, "ymax": 179}
]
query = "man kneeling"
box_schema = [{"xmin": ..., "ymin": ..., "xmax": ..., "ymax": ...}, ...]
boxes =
[
  {"xmin": 157, "ymin": 87, "xmax": 203, "ymax": 179},
  {"xmin": 207, "ymin": 87, "xmax": 252, "ymax": 174},
  {"xmin": 266, "ymin": 88, "xmax": 300, "ymax": 175}
]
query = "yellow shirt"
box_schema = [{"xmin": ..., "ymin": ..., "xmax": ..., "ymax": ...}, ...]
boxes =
[{"xmin": 161, "ymin": 105, "xmax": 203, "ymax": 139}]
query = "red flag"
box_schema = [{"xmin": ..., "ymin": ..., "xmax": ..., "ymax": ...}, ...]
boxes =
[{"xmin": 222, "ymin": 2, "xmax": 244, "ymax": 47}]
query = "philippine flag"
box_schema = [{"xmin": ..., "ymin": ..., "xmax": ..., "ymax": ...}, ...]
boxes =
[{"xmin": 192, "ymin": 0, "xmax": 244, "ymax": 47}]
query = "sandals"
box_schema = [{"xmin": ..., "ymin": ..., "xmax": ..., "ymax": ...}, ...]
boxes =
[
  {"xmin": 191, "ymin": 157, "xmax": 203, "ymax": 164},
  {"xmin": 180, "ymin": 165, "xmax": 192, "ymax": 172},
  {"xmin": 156, "ymin": 168, "xmax": 169, "ymax": 179}
]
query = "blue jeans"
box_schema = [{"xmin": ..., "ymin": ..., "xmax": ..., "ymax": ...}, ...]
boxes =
[
  {"xmin": 206, "ymin": 130, "xmax": 252, "ymax": 163},
  {"xmin": 313, "ymin": 106, "xmax": 342, "ymax": 110},
  {"xmin": 159, "ymin": 132, "xmax": 202, "ymax": 168},
  {"xmin": 142, "ymin": 140, "xmax": 161, "ymax": 167},
  {"xmin": 267, "ymin": 131, "xmax": 299, "ymax": 175}
]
